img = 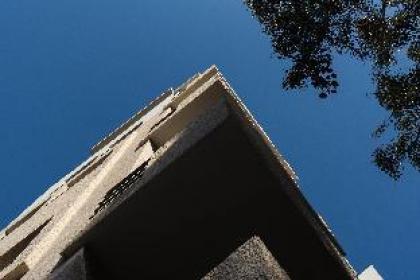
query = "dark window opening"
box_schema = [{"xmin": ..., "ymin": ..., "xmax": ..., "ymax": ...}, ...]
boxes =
[{"xmin": 90, "ymin": 160, "xmax": 150, "ymax": 219}]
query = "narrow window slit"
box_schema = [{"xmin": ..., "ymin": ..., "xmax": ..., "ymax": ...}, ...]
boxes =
[
  {"xmin": 90, "ymin": 160, "xmax": 150, "ymax": 219},
  {"xmin": 149, "ymin": 108, "xmax": 173, "ymax": 133}
]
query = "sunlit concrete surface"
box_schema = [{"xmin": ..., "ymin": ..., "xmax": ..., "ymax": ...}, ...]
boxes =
[
  {"xmin": 358, "ymin": 265, "xmax": 383, "ymax": 280},
  {"xmin": 1, "ymin": 66, "xmax": 367, "ymax": 280}
]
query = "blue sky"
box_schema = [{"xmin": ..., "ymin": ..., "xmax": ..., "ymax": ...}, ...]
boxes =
[{"xmin": 0, "ymin": 0, "xmax": 419, "ymax": 278}]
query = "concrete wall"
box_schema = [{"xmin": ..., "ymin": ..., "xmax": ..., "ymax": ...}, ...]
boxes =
[
  {"xmin": 202, "ymin": 236, "xmax": 290, "ymax": 280},
  {"xmin": 0, "ymin": 66, "xmax": 230, "ymax": 280},
  {"xmin": 358, "ymin": 266, "xmax": 383, "ymax": 280},
  {"xmin": 0, "ymin": 66, "xmax": 356, "ymax": 280}
]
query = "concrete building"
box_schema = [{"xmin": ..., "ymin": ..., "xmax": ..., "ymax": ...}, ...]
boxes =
[
  {"xmin": 0, "ymin": 66, "xmax": 381, "ymax": 279},
  {"xmin": 358, "ymin": 266, "xmax": 383, "ymax": 280}
]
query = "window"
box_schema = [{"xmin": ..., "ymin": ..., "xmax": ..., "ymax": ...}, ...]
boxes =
[{"xmin": 90, "ymin": 160, "xmax": 150, "ymax": 219}]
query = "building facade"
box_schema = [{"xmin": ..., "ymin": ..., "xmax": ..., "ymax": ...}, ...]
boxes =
[{"xmin": 0, "ymin": 66, "xmax": 380, "ymax": 279}]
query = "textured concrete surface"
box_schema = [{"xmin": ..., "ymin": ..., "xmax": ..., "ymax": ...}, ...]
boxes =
[
  {"xmin": 48, "ymin": 248, "xmax": 88, "ymax": 280},
  {"xmin": 202, "ymin": 236, "xmax": 290, "ymax": 280},
  {"xmin": 54, "ymin": 114, "xmax": 354, "ymax": 279},
  {"xmin": 0, "ymin": 65, "xmax": 359, "ymax": 280}
]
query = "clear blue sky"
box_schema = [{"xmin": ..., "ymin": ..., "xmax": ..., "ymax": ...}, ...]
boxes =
[{"xmin": 0, "ymin": 0, "xmax": 418, "ymax": 279}]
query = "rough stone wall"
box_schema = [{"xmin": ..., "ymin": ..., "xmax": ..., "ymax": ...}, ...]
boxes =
[{"xmin": 202, "ymin": 236, "xmax": 290, "ymax": 280}]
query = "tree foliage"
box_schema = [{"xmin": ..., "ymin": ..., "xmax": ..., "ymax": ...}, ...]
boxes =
[{"xmin": 244, "ymin": 0, "xmax": 419, "ymax": 179}]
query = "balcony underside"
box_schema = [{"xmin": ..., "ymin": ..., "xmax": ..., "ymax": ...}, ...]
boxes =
[{"xmin": 59, "ymin": 116, "xmax": 351, "ymax": 280}]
